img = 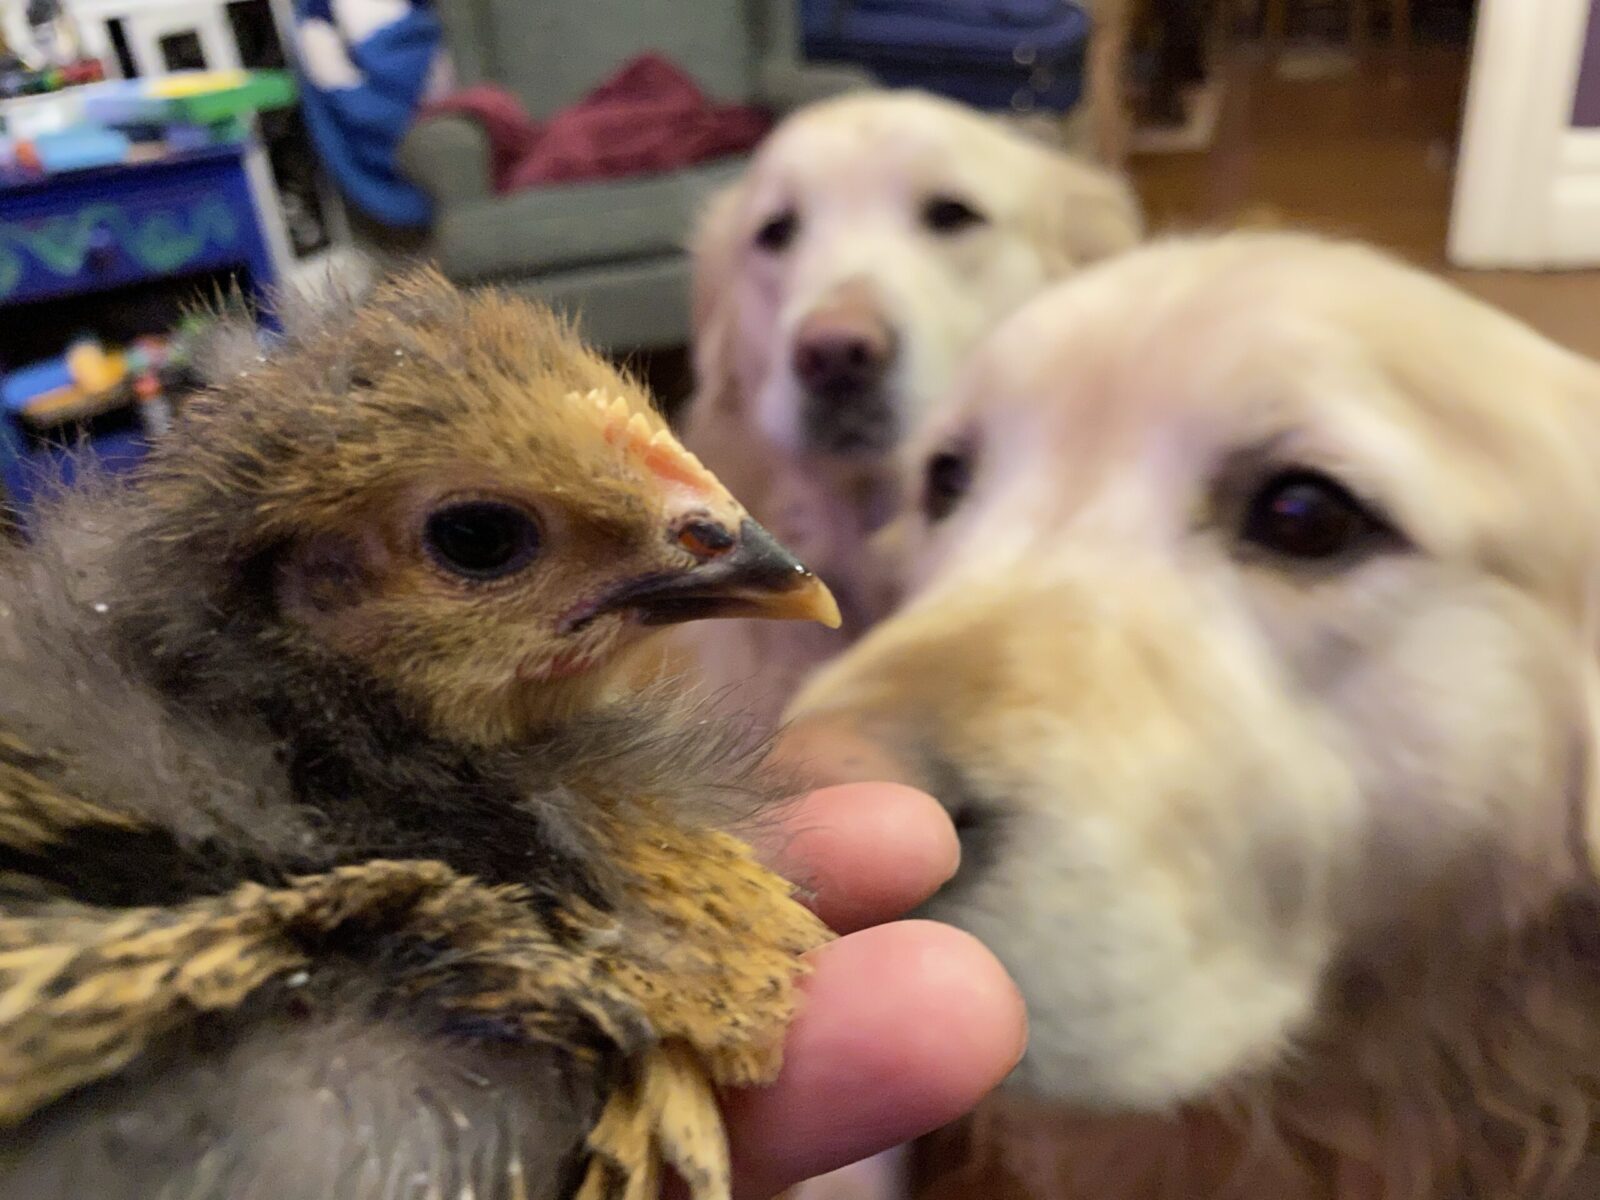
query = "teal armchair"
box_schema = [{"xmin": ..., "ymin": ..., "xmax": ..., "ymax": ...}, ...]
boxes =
[{"xmin": 398, "ymin": 0, "xmax": 868, "ymax": 352}]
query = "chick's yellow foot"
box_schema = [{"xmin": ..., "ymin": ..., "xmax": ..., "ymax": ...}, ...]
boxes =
[{"xmin": 578, "ymin": 1041, "xmax": 729, "ymax": 1200}]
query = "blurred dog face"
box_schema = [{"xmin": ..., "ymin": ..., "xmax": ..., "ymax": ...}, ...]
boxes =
[
  {"xmin": 691, "ymin": 90, "xmax": 1141, "ymax": 464},
  {"xmin": 785, "ymin": 234, "xmax": 1600, "ymax": 1110}
]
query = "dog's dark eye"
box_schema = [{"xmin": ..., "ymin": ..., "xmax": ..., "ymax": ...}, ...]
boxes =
[
  {"xmin": 754, "ymin": 209, "xmax": 799, "ymax": 253},
  {"xmin": 1240, "ymin": 470, "xmax": 1389, "ymax": 562},
  {"xmin": 423, "ymin": 501, "xmax": 541, "ymax": 581},
  {"xmin": 921, "ymin": 195, "xmax": 988, "ymax": 235},
  {"xmin": 923, "ymin": 449, "xmax": 974, "ymax": 522}
]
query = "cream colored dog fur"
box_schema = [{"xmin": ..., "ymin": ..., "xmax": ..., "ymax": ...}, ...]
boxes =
[
  {"xmin": 677, "ymin": 90, "xmax": 1141, "ymax": 726},
  {"xmin": 784, "ymin": 232, "xmax": 1600, "ymax": 1199}
]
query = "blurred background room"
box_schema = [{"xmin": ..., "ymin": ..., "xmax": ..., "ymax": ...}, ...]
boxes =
[{"xmin": 2, "ymin": 0, "xmax": 1598, "ymax": 532}]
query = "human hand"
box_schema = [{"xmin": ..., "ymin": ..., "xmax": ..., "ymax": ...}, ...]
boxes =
[{"xmin": 725, "ymin": 783, "xmax": 1026, "ymax": 1199}]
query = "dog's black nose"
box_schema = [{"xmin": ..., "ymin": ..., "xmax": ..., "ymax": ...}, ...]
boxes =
[
  {"xmin": 792, "ymin": 299, "xmax": 896, "ymax": 398},
  {"xmin": 792, "ymin": 293, "xmax": 899, "ymax": 455}
]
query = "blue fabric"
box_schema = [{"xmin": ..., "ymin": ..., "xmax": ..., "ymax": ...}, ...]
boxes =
[
  {"xmin": 290, "ymin": 1, "xmax": 443, "ymax": 228},
  {"xmin": 845, "ymin": 0, "xmax": 1075, "ymax": 28},
  {"xmin": 803, "ymin": 0, "xmax": 1090, "ymax": 111},
  {"xmin": 805, "ymin": 0, "xmax": 1089, "ymax": 57}
]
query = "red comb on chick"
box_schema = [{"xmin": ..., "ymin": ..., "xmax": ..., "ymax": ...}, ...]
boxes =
[{"xmin": 578, "ymin": 390, "xmax": 722, "ymax": 499}]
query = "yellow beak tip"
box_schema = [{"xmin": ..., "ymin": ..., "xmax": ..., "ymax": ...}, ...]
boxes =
[
  {"xmin": 778, "ymin": 574, "xmax": 843, "ymax": 629},
  {"xmin": 813, "ymin": 584, "xmax": 843, "ymax": 630}
]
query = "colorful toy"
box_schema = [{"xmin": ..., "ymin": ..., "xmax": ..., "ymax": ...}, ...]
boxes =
[
  {"xmin": 64, "ymin": 335, "xmax": 125, "ymax": 394},
  {"xmin": 1, "ymin": 70, "xmax": 296, "ymax": 178},
  {"xmin": 27, "ymin": 124, "xmax": 128, "ymax": 172},
  {"xmin": 3, "ymin": 324, "xmax": 204, "ymax": 439},
  {"xmin": 80, "ymin": 70, "xmax": 297, "ymax": 131},
  {"xmin": 0, "ymin": 59, "xmax": 103, "ymax": 101},
  {"xmin": 5, "ymin": 336, "xmax": 130, "ymax": 426}
]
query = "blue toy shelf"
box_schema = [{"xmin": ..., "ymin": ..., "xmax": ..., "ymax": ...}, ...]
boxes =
[{"xmin": 0, "ymin": 142, "xmax": 277, "ymax": 521}]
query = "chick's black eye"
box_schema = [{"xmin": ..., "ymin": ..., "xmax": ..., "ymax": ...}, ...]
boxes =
[
  {"xmin": 921, "ymin": 195, "xmax": 987, "ymax": 235},
  {"xmin": 1240, "ymin": 470, "xmax": 1388, "ymax": 562},
  {"xmin": 923, "ymin": 450, "xmax": 973, "ymax": 522},
  {"xmin": 423, "ymin": 501, "xmax": 541, "ymax": 581},
  {"xmin": 755, "ymin": 209, "xmax": 799, "ymax": 252}
]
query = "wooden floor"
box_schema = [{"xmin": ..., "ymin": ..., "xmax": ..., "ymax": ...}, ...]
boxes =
[{"xmin": 1129, "ymin": 42, "xmax": 1600, "ymax": 361}]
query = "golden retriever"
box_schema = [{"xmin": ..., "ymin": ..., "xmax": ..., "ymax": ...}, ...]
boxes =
[
  {"xmin": 676, "ymin": 90, "xmax": 1142, "ymax": 726},
  {"xmin": 781, "ymin": 232, "xmax": 1600, "ymax": 1199}
]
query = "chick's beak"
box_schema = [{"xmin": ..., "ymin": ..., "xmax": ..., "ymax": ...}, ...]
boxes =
[{"xmin": 602, "ymin": 519, "xmax": 842, "ymax": 629}]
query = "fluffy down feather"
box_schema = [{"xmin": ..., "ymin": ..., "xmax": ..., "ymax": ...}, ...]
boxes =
[{"xmin": 0, "ymin": 269, "xmax": 833, "ymax": 1200}]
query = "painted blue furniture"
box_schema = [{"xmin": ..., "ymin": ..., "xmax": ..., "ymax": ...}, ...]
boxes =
[{"xmin": 0, "ymin": 143, "xmax": 276, "ymax": 518}]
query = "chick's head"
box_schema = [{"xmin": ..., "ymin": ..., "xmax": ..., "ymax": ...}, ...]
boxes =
[{"xmin": 136, "ymin": 269, "xmax": 838, "ymax": 745}]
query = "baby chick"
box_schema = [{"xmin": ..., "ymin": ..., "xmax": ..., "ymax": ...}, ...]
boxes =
[{"xmin": 0, "ymin": 269, "xmax": 840, "ymax": 1200}]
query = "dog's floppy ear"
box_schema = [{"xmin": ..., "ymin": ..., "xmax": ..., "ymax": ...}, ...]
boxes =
[
  {"xmin": 1572, "ymin": 564, "xmax": 1600, "ymax": 880},
  {"xmin": 1028, "ymin": 155, "xmax": 1144, "ymax": 277},
  {"xmin": 1561, "ymin": 365, "xmax": 1600, "ymax": 879},
  {"xmin": 1573, "ymin": 440, "xmax": 1600, "ymax": 876},
  {"xmin": 683, "ymin": 180, "xmax": 749, "ymax": 435}
]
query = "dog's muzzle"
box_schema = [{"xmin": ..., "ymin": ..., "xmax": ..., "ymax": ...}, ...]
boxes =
[{"xmin": 791, "ymin": 294, "xmax": 900, "ymax": 456}]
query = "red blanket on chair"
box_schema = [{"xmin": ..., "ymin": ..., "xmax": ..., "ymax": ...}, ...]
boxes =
[{"xmin": 421, "ymin": 53, "xmax": 771, "ymax": 192}]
